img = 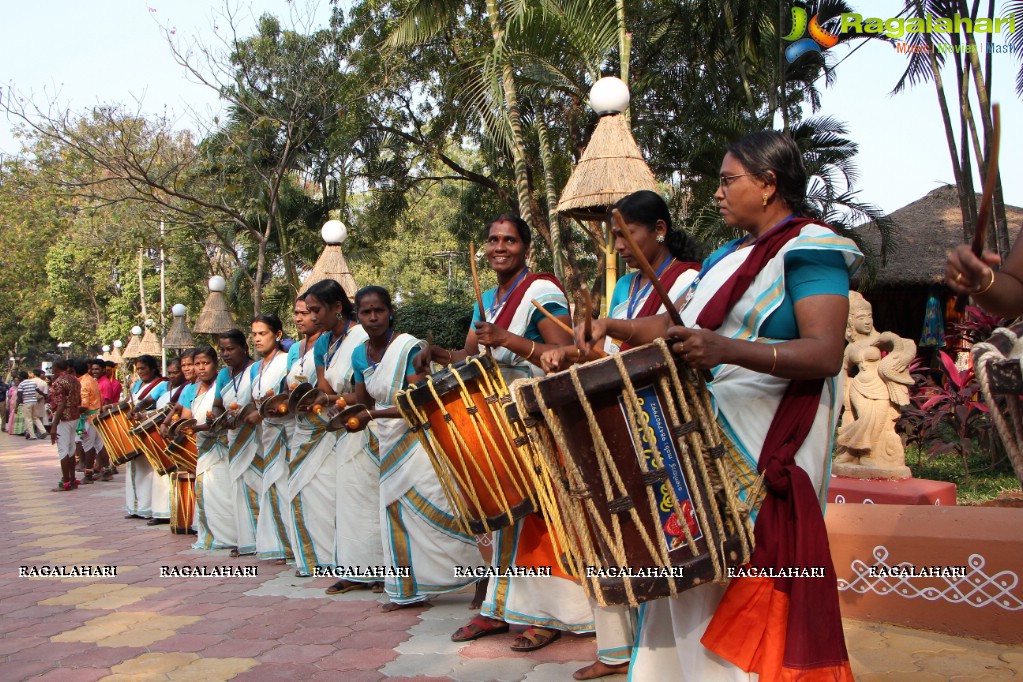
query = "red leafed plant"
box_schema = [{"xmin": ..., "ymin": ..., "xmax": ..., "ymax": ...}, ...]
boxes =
[{"xmin": 900, "ymin": 350, "xmax": 992, "ymax": 481}]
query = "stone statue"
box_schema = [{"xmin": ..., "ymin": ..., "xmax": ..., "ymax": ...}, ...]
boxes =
[{"xmin": 833, "ymin": 292, "xmax": 917, "ymax": 480}]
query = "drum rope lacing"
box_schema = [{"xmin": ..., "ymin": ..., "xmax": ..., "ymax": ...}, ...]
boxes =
[
  {"xmin": 973, "ymin": 320, "xmax": 1023, "ymax": 476},
  {"xmin": 515, "ymin": 338, "xmax": 755, "ymax": 607}
]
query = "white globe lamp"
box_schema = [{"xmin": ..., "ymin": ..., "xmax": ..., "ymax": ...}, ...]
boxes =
[
  {"xmin": 589, "ymin": 76, "xmax": 630, "ymax": 116},
  {"xmin": 131, "ymin": 326, "xmax": 142, "ymax": 336},
  {"xmin": 321, "ymin": 220, "xmax": 347, "ymax": 245},
  {"xmin": 208, "ymin": 276, "xmax": 227, "ymax": 293},
  {"xmin": 172, "ymin": 303, "xmax": 187, "ymax": 317}
]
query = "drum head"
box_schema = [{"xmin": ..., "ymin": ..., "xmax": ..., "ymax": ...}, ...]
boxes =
[{"xmin": 401, "ymin": 354, "xmax": 498, "ymax": 409}]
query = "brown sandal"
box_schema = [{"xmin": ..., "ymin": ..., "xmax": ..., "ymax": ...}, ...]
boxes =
[
  {"xmin": 451, "ymin": 616, "xmax": 509, "ymax": 642},
  {"xmin": 510, "ymin": 626, "xmax": 561, "ymax": 652}
]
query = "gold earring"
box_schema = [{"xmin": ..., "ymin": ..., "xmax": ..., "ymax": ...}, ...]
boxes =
[{"xmin": 762, "ymin": 193, "xmax": 769, "ymax": 207}]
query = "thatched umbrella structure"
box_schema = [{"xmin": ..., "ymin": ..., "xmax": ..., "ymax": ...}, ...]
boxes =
[
  {"xmin": 164, "ymin": 303, "xmax": 195, "ymax": 350},
  {"xmin": 101, "ymin": 345, "xmax": 112, "ymax": 363},
  {"xmin": 860, "ymin": 184, "xmax": 1023, "ymax": 346},
  {"xmin": 298, "ymin": 220, "xmax": 359, "ymax": 301},
  {"xmin": 193, "ymin": 276, "xmax": 237, "ymax": 335},
  {"xmin": 556, "ymin": 77, "xmax": 659, "ymax": 310},
  {"xmin": 122, "ymin": 327, "xmax": 143, "ymax": 361},
  {"xmin": 138, "ymin": 321, "xmax": 162, "ymax": 357}
]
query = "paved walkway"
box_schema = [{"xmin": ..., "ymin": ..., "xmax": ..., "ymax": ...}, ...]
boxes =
[{"xmin": 1, "ymin": 432, "xmax": 1021, "ymax": 681}]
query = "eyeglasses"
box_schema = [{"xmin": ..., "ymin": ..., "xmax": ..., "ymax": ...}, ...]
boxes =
[{"xmin": 718, "ymin": 173, "xmax": 747, "ymax": 189}]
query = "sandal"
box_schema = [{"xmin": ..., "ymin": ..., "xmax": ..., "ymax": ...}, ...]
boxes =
[
  {"xmin": 51, "ymin": 481, "xmax": 73, "ymax": 492},
  {"xmin": 326, "ymin": 580, "xmax": 368, "ymax": 595},
  {"xmin": 510, "ymin": 626, "xmax": 561, "ymax": 652},
  {"xmin": 295, "ymin": 570, "xmax": 312, "ymax": 578},
  {"xmin": 229, "ymin": 548, "xmax": 241, "ymax": 558},
  {"xmin": 451, "ymin": 616, "xmax": 509, "ymax": 642}
]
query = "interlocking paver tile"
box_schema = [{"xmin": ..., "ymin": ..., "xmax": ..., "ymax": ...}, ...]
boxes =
[{"xmin": 40, "ymin": 584, "xmax": 164, "ymax": 609}]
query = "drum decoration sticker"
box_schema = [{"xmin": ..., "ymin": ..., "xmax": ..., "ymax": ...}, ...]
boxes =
[{"xmin": 619, "ymin": 385, "xmax": 704, "ymax": 553}]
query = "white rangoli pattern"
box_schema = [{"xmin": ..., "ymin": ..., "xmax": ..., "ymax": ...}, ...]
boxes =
[{"xmin": 837, "ymin": 545, "xmax": 1023, "ymax": 611}]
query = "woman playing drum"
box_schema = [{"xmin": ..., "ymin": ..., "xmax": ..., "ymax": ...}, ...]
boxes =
[
  {"xmin": 124, "ymin": 355, "xmax": 168, "ymax": 520},
  {"xmin": 247, "ymin": 314, "xmax": 294, "ymax": 563},
  {"xmin": 418, "ymin": 216, "xmax": 593, "ymax": 652},
  {"xmin": 347, "ymin": 286, "xmax": 483, "ymax": 611},
  {"xmin": 145, "ymin": 358, "xmax": 189, "ymax": 526},
  {"xmin": 187, "ymin": 346, "xmax": 238, "ymax": 550},
  {"xmin": 945, "ymin": 227, "xmax": 1023, "ymax": 317},
  {"xmin": 541, "ymin": 190, "xmax": 701, "ymax": 679},
  {"xmin": 580, "ymin": 132, "xmax": 860, "ymax": 681}
]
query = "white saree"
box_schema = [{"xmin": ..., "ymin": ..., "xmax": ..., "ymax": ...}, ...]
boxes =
[
  {"xmin": 223, "ymin": 364, "xmax": 259, "ymax": 556},
  {"xmin": 252, "ymin": 351, "xmax": 293, "ymax": 561},
  {"xmin": 192, "ymin": 385, "xmax": 237, "ymax": 550},
  {"xmin": 368, "ymin": 333, "xmax": 482, "ymax": 604},
  {"xmin": 629, "ymin": 224, "xmax": 861, "ymax": 681},
  {"xmin": 124, "ymin": 379, "xmax": 166, "ymax": 518},
  {"xmin": 148, "ymin": 390, "xmax": 175, "ymax": 520}
]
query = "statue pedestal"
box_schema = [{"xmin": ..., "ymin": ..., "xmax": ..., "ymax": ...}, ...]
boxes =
[
  {"xmin": 827, "ymin": 475, "xmax": 957, "ymax": 506},
  {"xmin": 832, "ymin": 462, "xmax": 912, "ymax": 480}
]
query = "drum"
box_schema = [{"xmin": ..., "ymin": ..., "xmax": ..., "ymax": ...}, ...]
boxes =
[
  {"xmin": 513, "ymin": 339, "xmax": 755, "ymax": 607},
  {"xmin": 167, "ymin": 431, "xmax": 198, "ymax": 473},
  {"xmin": 93, "ymin": 402, "xmax": 142, "ymax": 466},
  {"xmin": 170, "ymin": 472, "xmax": 196, "ymax": 535},
  {"xmin": 129, "ymin": 408, "xmax": 176, "ymax": 475},
  {"xmin": 396, "ymin": 354, "xmax": 539, "ymax": 535}
]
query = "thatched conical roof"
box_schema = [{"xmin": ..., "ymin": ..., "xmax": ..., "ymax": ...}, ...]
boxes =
[
  {"xmin": 138, "ymin": 328, "xmax": 162, "ymax": 356},
  {"xmin": 193, "ymin": 291, "xmax": 236, "ymax": 335},
  {"xmin": 298, "ymin": 243, "xmax": 359, "ymax": 301},
  {"xmin": 122, "ymin": 333, "xmax": 142, "ymax": 361},
  {"xmin": 111, "ymin": 344, "xmax": 123, "ymax": 365},
  {"xmin": 556, "ymin": 113, "xmax": 660, "ymax": 220},
  {"xmin": 863, "ymin": 185, "xmax": 1023, "ymax": 287},
  {"xmin": 164, "ymin": 314, "xmax": 195, "ymax": 350}
]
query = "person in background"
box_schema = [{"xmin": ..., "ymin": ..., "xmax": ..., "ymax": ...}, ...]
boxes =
[
  {"xmin": 99, "ymin": 360, "xmax": 123, "ymax": 406},
  {"xmin": 49, "ymin": 359, "xmax": 82, "ymax": 492},
  {"xmin": 18, "ymin": 371, "xmax": 44, "ymax": 440},
  {"xmin": 6, "ymin": 377, "xmax": 22, "ymax": 435}
]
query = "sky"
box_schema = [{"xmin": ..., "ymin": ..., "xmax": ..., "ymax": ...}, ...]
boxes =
[{"xmin": 1, "ymin": 0, "xmax": 1020, "ymax": 216}]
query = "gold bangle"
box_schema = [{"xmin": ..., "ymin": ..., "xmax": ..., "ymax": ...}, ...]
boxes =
[
  {"xmin": 973, "ymin": 269, "xmax": 996, "ymax": 296},
  {"xmin": 768, "ymin": 345, "xmax": 778, "ymax": 375},
  {"xmin": 623, "ymin": 325, "xmax": 635, "ymax": 343},
  {"xmin": 526, "ymin": 340, "xmax": 536, "ymax": 359}
]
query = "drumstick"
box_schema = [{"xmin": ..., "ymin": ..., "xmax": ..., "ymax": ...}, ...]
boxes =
[
  {"xmin": 971, "ymin": 103, "xmax": 1000, "ymax": 258},
  {"xmin": 611, "ymin": 208, "xmax": 684, "ymax": 328},
  {"xmin": 582, "ymin": 287, "xmax": 595, "ymax": 353},
  {"xmin": 469, "ymin": 241, "xmax": 486, "ymax": 322},
  {"xmin": 469, "ymin": 241, "xmax": 493, "ymax": 358},
  {"xmin": 531, "ymin": 299, "xmax": 607, "ymax": 359},
  {"xmin": 957, "ymin": 103, "xmax": 1000, "ymax": 313}
]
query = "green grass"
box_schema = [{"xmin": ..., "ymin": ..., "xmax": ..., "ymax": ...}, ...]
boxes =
[{"xmin": 904, "ymin": 446, "xmax": 1021, "ymax": 505}]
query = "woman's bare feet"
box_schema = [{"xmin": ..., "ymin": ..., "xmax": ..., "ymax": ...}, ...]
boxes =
[
  {"xmin": 381, "ymin": 600, "xmax": 430, "ymax": 612},
  {"xmin": 573, "ymin": 660, "xmax": 630, "ymax": 679}
]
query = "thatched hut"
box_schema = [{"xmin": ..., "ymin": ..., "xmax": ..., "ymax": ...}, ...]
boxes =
[{"xmin": 860, "ymin": 185, "xmax": 1023, "ymax": 347}]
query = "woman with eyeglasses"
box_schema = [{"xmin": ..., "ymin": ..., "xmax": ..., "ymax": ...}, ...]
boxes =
[{"xmin": 580, "ymin": 131, "xmax": 860, "ymax": 681}]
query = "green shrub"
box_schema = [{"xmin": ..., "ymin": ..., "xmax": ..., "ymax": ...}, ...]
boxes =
[{"xmin": 395, "ymin": 300, "xmax": 473, "ymax": 349}]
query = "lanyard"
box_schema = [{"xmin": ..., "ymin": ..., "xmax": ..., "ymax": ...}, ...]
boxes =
[
  {"xmin": 229, "ymin": 364, "xmax": 247, "ymax": 397},
  {"xmin": 626, "ymin": 257, "xmax": 673, "ymax": 319},
  {"xmin": 488, "ymin": 269, "xmax": 529, "ymax": 320},
  {"xmin": 368, "ymin": 329, "xmax": 395, "ymax": 371},
  {"xmin": 325, "ymin": 321, "xmax": 351, "ymax": 368}
]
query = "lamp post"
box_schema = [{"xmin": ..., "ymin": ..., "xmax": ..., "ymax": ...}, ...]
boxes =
[{"xmin": 430, "ymin": 250, "xmax": 460, "ymax": 300}]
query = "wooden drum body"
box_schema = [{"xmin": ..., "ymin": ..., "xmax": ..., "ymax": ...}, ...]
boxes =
[
  {"xmin": 514, "ymin": 340, "xmax": 754, "ymax": 607},
  {"xmin": 94, "ymin": 403, "xmax": 142, "ymax": 466},
  {"xmin": 170, "ymin": 472, "xmax": 196, "ymax": 534},
  {"xmin": 167, "ymin": 432, "xmax": 198, "ymax": 474},
  {"xmin": 129, "ymin": 408, "xmax": 176, "ymax": 475},
  {"xmin": 396, "ymin": 355, "xmax": 539, "ymax": 535}
]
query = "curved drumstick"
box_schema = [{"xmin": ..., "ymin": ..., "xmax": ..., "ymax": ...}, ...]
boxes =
[
  {"xmin": 611, "ymin": 208, "xmax": 684, "ymax": 327},
  {"xmin": 971, "ymin": 103, "xmax": 1000, "ymax": 258},
  {"xmin": 530, "ymin": 299, "xmax": 608, "ymax": 359},
  {"xmin": 469, "ymin": 241, "xmax": 493, "ymax": 358}
]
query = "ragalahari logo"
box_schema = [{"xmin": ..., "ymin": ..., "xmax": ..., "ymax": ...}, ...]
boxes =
[{"xmin": 784, "ymin": 5, "xmax": 841, "ymax": 62}]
